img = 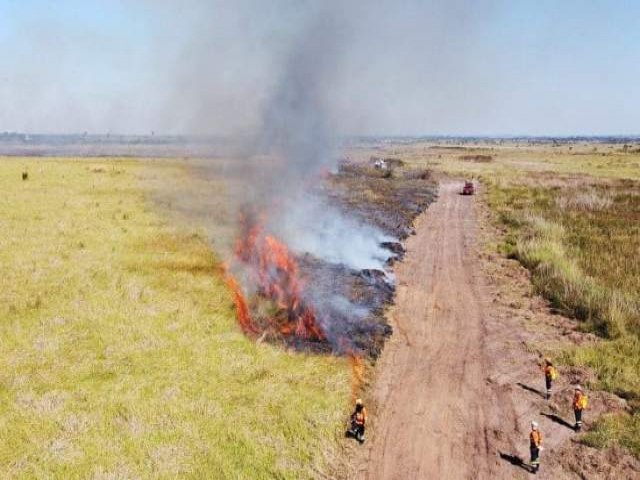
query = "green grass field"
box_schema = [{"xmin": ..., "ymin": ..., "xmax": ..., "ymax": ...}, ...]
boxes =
[{"xmin": 0, "ymin": 157, "xmax": 351, "ymax": 479}]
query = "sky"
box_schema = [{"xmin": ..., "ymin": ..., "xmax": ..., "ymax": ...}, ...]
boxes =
[{"xmin": 0, "ymin": 0, "xmax": 639, "ymax": 136}]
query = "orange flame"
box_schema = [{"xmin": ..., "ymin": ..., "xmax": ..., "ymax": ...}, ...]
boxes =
[
  {"xmin": 229, "ymin": 212, "xmax": 325, "ymax": 342},
  {"xmin": 348, "ymin": 354, "xmax": 365, "ymax": 401},
  {"xmin": 225, "ymin": 274, "xmax": 258, "ymax": 335}
]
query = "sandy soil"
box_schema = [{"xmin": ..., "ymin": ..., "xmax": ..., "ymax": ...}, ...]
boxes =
[{"xmin": 344, "ymin": 181, "xmax": 638, "ymax": 479}]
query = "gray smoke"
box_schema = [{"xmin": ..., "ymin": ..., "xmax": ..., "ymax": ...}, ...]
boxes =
[
  {"xmin": 213, "ymin": 3, "xmax": 395, "ymax": 349},
  {"xmin": 268, "ymin": 196, "xmax": 393, "ymax": 271},
  {"xmin": 202, "ymin": 3, "xmax": 393, "ymax": 272},
  {"xmin": 257, "ymin": 7, "xmax": 343, "ymax": 191}
]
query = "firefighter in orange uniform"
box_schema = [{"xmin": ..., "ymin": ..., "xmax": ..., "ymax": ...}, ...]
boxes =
[
  {"xmin": 529, "ymin": 421, "xmax": 543, "ymax": 474},
  {"xmin": 543, "ymin": 358, "xmax": 557, "ymax": 400},
  {"xmin": 573, "ymin": 385, "xmax": 588, "ymax": 431}
]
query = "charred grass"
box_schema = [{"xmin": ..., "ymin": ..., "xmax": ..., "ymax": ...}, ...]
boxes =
[
  {"xmin": 0, "ymin": 157, "xmax": 351, "ymax": 479},
  {"xmin": 326, "ymin": 161, "xmax": 437, "ymax": 239}
]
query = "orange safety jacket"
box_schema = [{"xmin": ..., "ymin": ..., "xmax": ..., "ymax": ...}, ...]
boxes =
[
  {"xmin": 544, "ymin": 365, "xmax": 554, "ymax": 379},
  {"xmin": 574, "ymin": 392, "xmax": 587, "ymax": 410},
  {"xmin": 530, "ymin": 429, "xmax": 543, "ymax": 448},
  {"xmin": 354, "ymin": 407, "xmax": 367, "ymax": 426}
]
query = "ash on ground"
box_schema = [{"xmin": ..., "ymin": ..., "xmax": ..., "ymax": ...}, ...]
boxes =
[
  {"xmin": 296, "ymin": 159, "xmax": 437, "ymax": 359},
  {"xmin": 326, "ymin": 159, "xmax": 437, "ymax": 240}
]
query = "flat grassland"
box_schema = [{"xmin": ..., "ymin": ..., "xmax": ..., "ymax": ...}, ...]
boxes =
[
  {"xmin": 0, "ymin": 157, "xmax": 350, "ymax": 479},
  {"xmin": 351, "ymin": 141, "xmax": 640, "ymax": 457}
]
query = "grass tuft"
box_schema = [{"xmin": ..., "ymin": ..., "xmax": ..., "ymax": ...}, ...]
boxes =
[{"xmin": 582, "ymin": 412, "xmax": 640, "ymax": 456}]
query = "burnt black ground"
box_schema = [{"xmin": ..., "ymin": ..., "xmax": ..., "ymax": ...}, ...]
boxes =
[
  {"xmin": 326, "ymin": 161, "xmax": 437, "ymax": 240},
  {"xmin": 292, "ymin": 160, "xmax": 437, "ymax": 358}
]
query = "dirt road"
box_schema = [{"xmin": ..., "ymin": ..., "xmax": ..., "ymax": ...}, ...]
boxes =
[{"xmin": 352, "ymin": 181, "xmax": 580, "ymax": 479}]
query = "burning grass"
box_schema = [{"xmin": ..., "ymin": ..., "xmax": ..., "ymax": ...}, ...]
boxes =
[
  {"xmin": 214, "ymin": 160, "xmax": 435, "ymax": 361},
  {"xmin": 226, "ymin": 210, "xmax": 398, "ymax": 358},
  {"xmin": 228, "ymin": 210, "xmax": 325, "ymax": 347},
  {"xmin": 0, "ymin": 157, "xmax": 352, "ymax": 478}
]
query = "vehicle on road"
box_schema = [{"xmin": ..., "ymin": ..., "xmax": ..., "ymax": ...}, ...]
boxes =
[{"xmin": 462, "ymin": 181, "xmax": 475, "ymax": 195}]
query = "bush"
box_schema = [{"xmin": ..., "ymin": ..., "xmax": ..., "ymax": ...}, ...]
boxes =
[{"xmin": 582, "ymin": 412, "xmax": 640, "ymax": 457}]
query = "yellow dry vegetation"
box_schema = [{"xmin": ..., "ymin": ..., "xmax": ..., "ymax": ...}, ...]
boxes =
[{"xmin": 0, "ymin": 157, "xmax": 350, "ymax": 479}]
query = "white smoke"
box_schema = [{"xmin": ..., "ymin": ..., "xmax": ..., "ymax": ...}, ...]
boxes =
[{"xmin": 269, "ymin": 194, "xmax": 392, "ymax": 271}]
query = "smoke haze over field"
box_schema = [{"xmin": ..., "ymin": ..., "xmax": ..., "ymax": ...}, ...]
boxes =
[
  {"xmin": 1, "ymin": 0, "xmax": 640, "ymax": 136},
  {"xmin": 205, "ymin": 2, "xmax": 392, "ymax": 272}
]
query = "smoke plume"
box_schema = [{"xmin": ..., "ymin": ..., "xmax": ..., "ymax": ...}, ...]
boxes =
[
  {"xmin": 212, "ymin": 3, "xmax": 395, "ymax": 351},
  {"xmin": 244, "ymin": 5, "xmax": 389, "ymax": 271}
]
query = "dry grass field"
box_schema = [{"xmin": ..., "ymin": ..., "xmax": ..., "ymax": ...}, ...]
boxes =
[{"xmin": 0, "ymin": 157, "xmax": 351, "ymax": 479}]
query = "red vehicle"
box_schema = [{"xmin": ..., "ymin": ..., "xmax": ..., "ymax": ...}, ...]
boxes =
[{"xmin": 462, "ymin": 181, "xmax": 475, "ymax": 195}]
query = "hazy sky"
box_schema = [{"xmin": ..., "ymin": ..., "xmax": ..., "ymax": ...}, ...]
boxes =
[{"xmin": 0, "ymin": 0, "xmax": 638, "ymax": 136}]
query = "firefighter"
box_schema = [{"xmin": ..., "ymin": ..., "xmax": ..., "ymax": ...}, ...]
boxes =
[
  {"xmin": 573, "ymin": 385, "xmax": 588, "ymax": 431},
  {"xmin": 542, "ymin": 358, "xmax": 557, "ymax": 400},
  {"xmin": 529, "ymin": 421, "xmax": 543, "ymax": 474},
  {"xmin": 351, "ymin": 398, "xmax": 367, "ymax": 443}
]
